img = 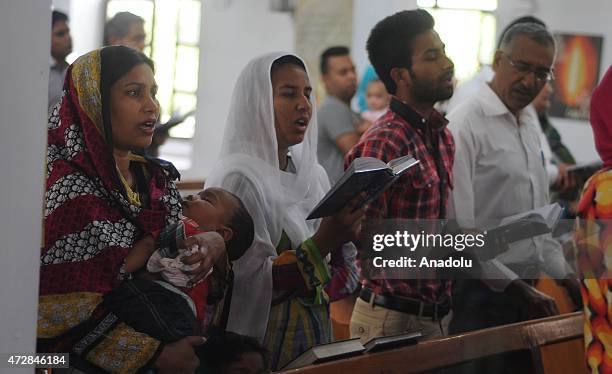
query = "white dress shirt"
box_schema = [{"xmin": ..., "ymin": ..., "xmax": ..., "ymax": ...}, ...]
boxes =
[
  {"xmin": 447, "ymin": 83, "xmax": 570, "ymax": 291},
  {"xmin": 48, "ymin": 59, "xmax": 68, "ymax": 112}
]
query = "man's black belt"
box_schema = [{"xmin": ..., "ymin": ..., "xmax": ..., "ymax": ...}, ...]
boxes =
[{"xmin": 359, "ymin": 287, "xmax": 450, "ymax": 320}]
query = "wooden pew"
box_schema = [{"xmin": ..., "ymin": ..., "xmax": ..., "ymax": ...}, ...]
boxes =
[{"xmin": 279, "ymin": 312, "xmax": 585, "ymax": 374}]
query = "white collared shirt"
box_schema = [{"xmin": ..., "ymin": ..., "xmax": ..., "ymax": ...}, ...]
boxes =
[
  {"xmin": 447, "ymin": 83, "xmax": 570, "ymax": 291},
  {"xmin": 49, "ymin": 59, "xmax": 69, "ymax": 112}
]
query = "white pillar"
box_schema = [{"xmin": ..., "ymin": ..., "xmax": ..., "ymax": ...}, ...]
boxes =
[
  {"xmin": 0, "ymin": 0, "xmax": 49, "ymax": 369},
  {"xmin": 185, "ymin": 1, "xmax": 294, "ymax": 180}
]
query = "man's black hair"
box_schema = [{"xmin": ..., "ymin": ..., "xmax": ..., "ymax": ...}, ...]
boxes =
[
  {"xmin": 366, "ymin": 9, "xmax": 434, "ymax": 94},
  {"xmin": 52, "ymin": 10, "xmax": 68, "ymax": 27},
  {"xmin": 320, "ymin": 46, "xmax": 350, "ymax": 75}
]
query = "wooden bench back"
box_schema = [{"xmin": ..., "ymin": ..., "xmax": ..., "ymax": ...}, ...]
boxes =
[{"xmin": 279, "ymin": 313, "xmax": 584, "ymax": 373}]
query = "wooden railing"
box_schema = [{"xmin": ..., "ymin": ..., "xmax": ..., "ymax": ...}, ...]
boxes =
[
  {"xmin": 176, "ymin": 180, "xmax": 205, "ymax": 191},
  {"xmin": 279, "ymin": 312, "xmax": 585, "ymax": 374}
]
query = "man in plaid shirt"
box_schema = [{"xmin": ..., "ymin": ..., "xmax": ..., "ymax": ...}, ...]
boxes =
[{"xmin": 347, "ymin": 9, "xmax": 455, "ymax": 341}]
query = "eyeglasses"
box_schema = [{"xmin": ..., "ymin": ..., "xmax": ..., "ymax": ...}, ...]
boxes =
[{"xmin": 502, "ymin": 52, "xmax": 555, "ymax": 82}]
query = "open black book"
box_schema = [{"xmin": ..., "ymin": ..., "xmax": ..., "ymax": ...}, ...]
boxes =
[
  {"xmin": 281, "ymin": 338, "xmax": 365, "ymax": 370},
  {"xmin": 307, "ymin": 155, "xmax": 419, "ymax": 219},
  {"xmin": 479, "ymin": 203, "xmax": 563, "ymax": 260},
  {"xmin": 364, "ymin": 331, "xmax": 422, "ymax": 353}
]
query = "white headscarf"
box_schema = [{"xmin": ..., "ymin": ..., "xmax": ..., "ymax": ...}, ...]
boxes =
[{"xmin": 205, "ymin": 52, "xmax": 330, "ymax": 340}]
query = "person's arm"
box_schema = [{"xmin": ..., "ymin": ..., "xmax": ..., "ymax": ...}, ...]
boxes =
[
  {"xmin": 324, "ymin": 242, "xmax": 360, "ymax": 301},
  {"xmin": 269, "ymin": 195, "xmax": 364, "ymax": 305},
  {"xmin": 538, "ymin": 226, "xmax": 581, "ymax": 310},
  {"xmin": 505, "ymin": 279, "xmax": 559, "ymax": 318},
  {"xmin": 123, "ymin": 234, "xmax": 156, "ymax": 274}
]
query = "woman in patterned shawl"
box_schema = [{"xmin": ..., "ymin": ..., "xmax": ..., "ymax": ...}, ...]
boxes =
[
  {"xmin": 577, "ymin": 66, "xmax": 612, "ymax": 373},
  {"xmin": 38, "ymin": 46, "xmax": 225, "ymax": 373}
]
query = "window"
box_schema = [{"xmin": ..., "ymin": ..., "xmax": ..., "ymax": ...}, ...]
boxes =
[
  {"xmin": 106, "ymin": 0, "xmax": 201, "ymax": 139},
  {"xmin": 417, "ymin": 0, "xmax": 497, "ymax": 83}
]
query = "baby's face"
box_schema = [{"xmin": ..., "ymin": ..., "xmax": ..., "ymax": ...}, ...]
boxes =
[
  {"xmin": 182, "ymin": 188, "xmax": 238, "ymax": 232},
  {"xmin": 366, "ymin": 80, "xmax": 390, "ymax": 111}
]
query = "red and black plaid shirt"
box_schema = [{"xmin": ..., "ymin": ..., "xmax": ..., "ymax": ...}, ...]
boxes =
[{"xmin": 345, "ymin": 97, "xmax": 455, "ymax": 304}]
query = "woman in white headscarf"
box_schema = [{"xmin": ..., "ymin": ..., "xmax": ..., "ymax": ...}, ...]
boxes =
[{"xmin": 206, "ymin": 52, "xmax": 363, "ymax": 369}]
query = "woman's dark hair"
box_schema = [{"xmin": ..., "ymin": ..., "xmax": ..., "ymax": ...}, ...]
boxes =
[
  {"xmin": 366, "ymin": 9, "xmax": 434, "ymax": 94},
  {"xmin": 100, "ymin": 45, "xmax": 154, "ymax": 146},
  {"xmin": 271, "ymin": 54, "xmax": 306, "ymax": 75}
]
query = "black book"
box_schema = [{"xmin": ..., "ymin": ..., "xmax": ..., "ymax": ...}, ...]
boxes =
[
  {"xmin": 566, "ymin": 160, "xmax": 602, "ymax": 181},
  {"xmin": 307, "ymin": 155, "xmax": 419, "ymax": 219},
  {"xmin": 479, "ymin": 203, "xmax": 563, "ymax": 259},
  {"xmin": 363, "ymin": 331, "xmax": 422, "ymax": 353},
  {"xmin": 566, "ymin": 160, "xmax": 602, "ymax": 173},
  {"xmin": 281, "ymin": 338, "xmax": 365, "ymax": 370}
]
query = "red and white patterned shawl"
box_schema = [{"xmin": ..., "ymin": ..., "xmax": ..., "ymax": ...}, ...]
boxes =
[{"xmin": 40, "ymin": 49, "xmax": 182, "ymax": 297}]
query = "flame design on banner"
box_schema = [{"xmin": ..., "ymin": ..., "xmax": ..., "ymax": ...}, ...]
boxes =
[{"xmin": 550, "ymin": 33, "xmax": 603, "ymax": 120}]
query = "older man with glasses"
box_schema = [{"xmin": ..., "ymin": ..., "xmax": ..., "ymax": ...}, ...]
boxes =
[{"xmin": 445, "ymin": 21, "xmax": 580, "ymax": 372}]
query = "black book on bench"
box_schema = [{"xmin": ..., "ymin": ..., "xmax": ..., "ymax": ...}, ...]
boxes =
[
  {"xmin": 281, "ymin": 338, "xmax": 365, "ymax": 370},
  {"xmin": 363, "ymin": 331, "xmax": 422, "ymax": 353},
  {"xmin": 307, "ymin": 155, "xmax": 419, "ymax": 220}
]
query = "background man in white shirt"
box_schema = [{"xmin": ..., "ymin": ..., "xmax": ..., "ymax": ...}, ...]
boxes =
[
  {"xmin": 48, "ymin": 10, "xmax": 72, "ymax": 112},
  {"xmin": 447, "ymin": 22, "xmax": 580, "ymax": 348}
]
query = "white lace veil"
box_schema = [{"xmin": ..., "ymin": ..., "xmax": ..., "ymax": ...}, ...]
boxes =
[{"xmin": 205, "ymin": 52, "xmax": 330, "ymax": 340}]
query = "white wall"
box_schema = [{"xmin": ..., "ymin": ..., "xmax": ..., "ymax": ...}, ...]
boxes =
[
  {"xmin": 351, "ymin": 0, "xmax": 418, "ymax": 92},
  {"xmin": 185, "ymin": 0, "xmax": 294, "ymax": 180},
  {"xmin": 68, "ymin": 0, "xmax": 106, "ymax": 62},
  {"xmin": 0, "ymin": 0, "xmax": 48, "ymax": 366},
  {"xmin": 52, "ymin": 0, "xmax": 70, "ymax": 15},
  {"xmin": 534, "ymin": 0, "xmax": 611, "ymax": 162}
]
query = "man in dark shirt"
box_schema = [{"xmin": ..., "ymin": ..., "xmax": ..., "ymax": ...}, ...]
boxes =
[{"xmin": 346, "ymin": 9, "xmax": 455, "ymax": 341}]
